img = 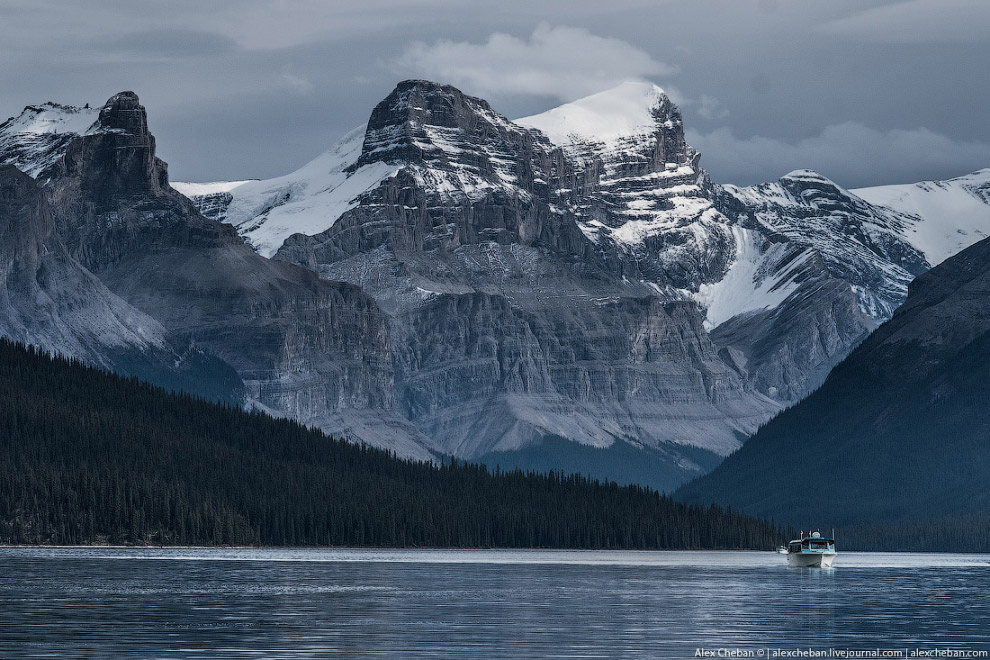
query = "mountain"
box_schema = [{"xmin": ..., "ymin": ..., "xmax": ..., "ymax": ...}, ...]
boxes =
[
  {"xmin": 5, "ymin": 82, "xmax": 990, "ymax": 491},
  {"xmin": 0, "ymin": 107, "xmax": 240, "ymax": 402},
  {"xmin": 0, "ymin": 336, "xmax": 787, "ymax": 549},
  {"xmin": 676, "ymin": 229, "xmax": 990, "ymax": 535},
  {"xmin": 519, "ymin": 86, "xmax": 990, "ymax": 402},
  {"xmin": 174, "ymin": 80, "xmax": 990, "ymax": 489},
  {"xmin": 707, "ymin": 171, "xmax": 925, "ymax": 400},
  {"xmin": 269, "ymin": 80, "xmax": 785, "ymax": 490},
  {"xmin": 0, "ymin": 92, "xmax": 435, "ymax": 459},
  {"xmin": 181, "ymin": 81, "xmax": 785, "ymax": 489},
  {"xmin": 517, "ymin": 82, "xmax": 724, "ymax": 291}
]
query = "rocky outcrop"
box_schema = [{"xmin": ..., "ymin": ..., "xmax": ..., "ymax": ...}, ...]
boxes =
[
  {"xmin": 0, "ymin": 164, "xmax": 243, "ymax": 401},
  {"xmin": 519, "ymin": 82, "xmax": 731, "ymax": 289},
  {"xmin": 0, "ymin": 92, "xmax": 435, "ymax": 459},
  {"xmin": 0, "ymin": 162, "xmax": 161, "ymax": 362}
]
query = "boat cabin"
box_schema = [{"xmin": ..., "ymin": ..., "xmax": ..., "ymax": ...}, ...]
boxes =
[{"xmin": 787, "ymin": 531, "xmax": 835, "ymax": 554}]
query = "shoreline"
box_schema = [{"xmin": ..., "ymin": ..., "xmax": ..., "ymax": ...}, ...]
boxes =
[
  {"xmin": 2, "ymin": 545, "xmax": 987, "ymax": 555},
  {"xmin": 0, "ymin": 544, "xmax": 766, "ymax": 551}
]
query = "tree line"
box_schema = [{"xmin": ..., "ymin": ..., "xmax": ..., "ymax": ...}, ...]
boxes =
[{"xmin": 0, "ymin": 338, "xmax": 788, "ymax": 549}]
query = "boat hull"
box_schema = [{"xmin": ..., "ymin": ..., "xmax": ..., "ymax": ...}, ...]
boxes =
[{"xmin": 787, "ymin": 552, "xmax": 836, "ymax": 568}]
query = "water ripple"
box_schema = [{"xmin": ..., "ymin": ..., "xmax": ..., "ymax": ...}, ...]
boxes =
[{"xmin": 0, "ymin": 548, "xmax": 988, "ymax": 658}]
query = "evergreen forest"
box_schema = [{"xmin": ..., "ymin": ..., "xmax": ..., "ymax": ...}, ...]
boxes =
[{"xmin": 0, "ymin": 338, "xmax": 788, "ymax": 549}]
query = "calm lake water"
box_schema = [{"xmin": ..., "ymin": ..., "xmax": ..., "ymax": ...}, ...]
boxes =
[{"xmin": 1, "ymin": 548, "xmax": 989, "ymax": 659}]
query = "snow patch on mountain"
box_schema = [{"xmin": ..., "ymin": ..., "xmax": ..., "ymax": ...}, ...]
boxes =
[
  {"xmin": 0, "ymin": 103, "xmax": 100, "ymax": 178},
  {"xmin": 174, "ymin": 125, "xmax": 400, "ymax": 257},
  {"xmin": 3, "ymin": 103, "xmax": 99, "ymax": 136},
  {"xmin": 517, "ymin": 81, "xmax": 669, "ymax": 146},
  {"xmin": 719, "ymin": 170, "xmax": 929, "ymax": 321},
  {"xmin": 694, "ymin": 226, "xmax": 806, "ymax": 329},
  {"xmin": 607, "ymin": 198, "xmax": 717, "ymax": 247},
  {"xmin": 853, "ymin": 169, "xmax": 990, "ymax": 265},
  {"xmin": 171, "ymin": 179, "xmax": 255, "ymax": 197}
]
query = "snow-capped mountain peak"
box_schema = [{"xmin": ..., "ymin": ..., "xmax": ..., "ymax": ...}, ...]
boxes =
[
  {"xmin": 517, "ymin": 81, "xmax": 670, "ymax": 147},
  {"xmin": 517, "ymin": 81, "xmax": 717, "ymax": 290},
  {"xmin": 352, "ymin": 79, "xmax": 530, "ymax": 168},
  {"xmin": 2, "ymin": 102, "xmax": 99, "ymax": 136},
  {"xmin": 0, "ymin": 102, "xmax": 100, "ymax": 178},
  {"xmin": 0, "ymin": 92, "xmax": 159, "ymax": 182},
  {"xmin": 780, "ymin": 168, "xmax": 833, "ymax": 182},
  {"xmin": 175, "ymin": 80, "xmax": 555, "ymax": 257}
]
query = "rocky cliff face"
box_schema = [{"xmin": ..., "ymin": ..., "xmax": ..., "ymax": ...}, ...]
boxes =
[
  {"xmin": 0, "ymin": 162, "xmax": 244, "ymax": 402},
  {"xmin": 0, "ymin": 92, "xmax": 434, "ymax": 459},
  {"xmin": 0, "ymin": 163, "xmax": 156, "ymax": 365},
  {"xmin": 518, "ymin": 82, "xmax": 731, "ymax": 289}
]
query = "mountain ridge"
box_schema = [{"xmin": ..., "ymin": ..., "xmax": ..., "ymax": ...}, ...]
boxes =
[
  {"xmin": 4, "ymin": 80, "xmax": 990, "ymax": 490},
  {"xmin": 167, "ymin": 80, "xmax": 990, "ymax": 484}
]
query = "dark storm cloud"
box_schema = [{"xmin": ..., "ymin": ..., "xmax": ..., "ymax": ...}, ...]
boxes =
[{"xmin": 1, "ymin": 0, "xmax": 987, "ymax": 187}]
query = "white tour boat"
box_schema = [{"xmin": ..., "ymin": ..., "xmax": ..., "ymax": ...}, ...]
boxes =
[{"xmin": 786, "ymin": 531, "xmax": 836, "ymax": 567}]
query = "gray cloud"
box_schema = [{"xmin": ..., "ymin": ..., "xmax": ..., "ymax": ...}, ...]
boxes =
[
  {"xmin": 103, "ymin": 29, "xmax": 241, "ymax": 60},
  {"xmin": 0, "ymin": 1, "xmax": 987, "ymax": 187},
  {"xmin": 398, "ymin": 24, "xmax": 676, "ymax": 101},
  {"xmin": 215, "ymin": 0, "xmax": 466, "ymax": 49},
  {"xmin": 819, "ymin": 0, "xmax": 990, "ymax": 43},
  {"xmin": 688, "ymin": 122, "xmax": 990, "ymax": 188},
  {"xmin": 697, "ymin": 95, "xmax": 729, "ymax": 121}
]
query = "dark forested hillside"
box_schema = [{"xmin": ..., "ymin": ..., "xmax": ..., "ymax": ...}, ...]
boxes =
[
  {"xmin": 0, "ymin": 338, "xmax": 785, "ymax": 548},
  {"xmin": 676, "ymin": 235, "xmax": 990, "ymax": 552}
]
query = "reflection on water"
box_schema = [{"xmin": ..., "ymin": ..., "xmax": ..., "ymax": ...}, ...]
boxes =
[{"xmin": 1, "ymin": 548, "xmax": 988, "ymax": 658}]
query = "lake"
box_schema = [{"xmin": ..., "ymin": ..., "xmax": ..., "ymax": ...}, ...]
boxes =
[{"xmin": 1, "ymin": 548, "xmax": 988, "ymax": 658}]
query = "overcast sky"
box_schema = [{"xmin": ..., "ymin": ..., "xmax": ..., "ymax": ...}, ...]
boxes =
[{"xmin": 2, "ymin": 0, "xmax": 988, "ymax": 187}]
